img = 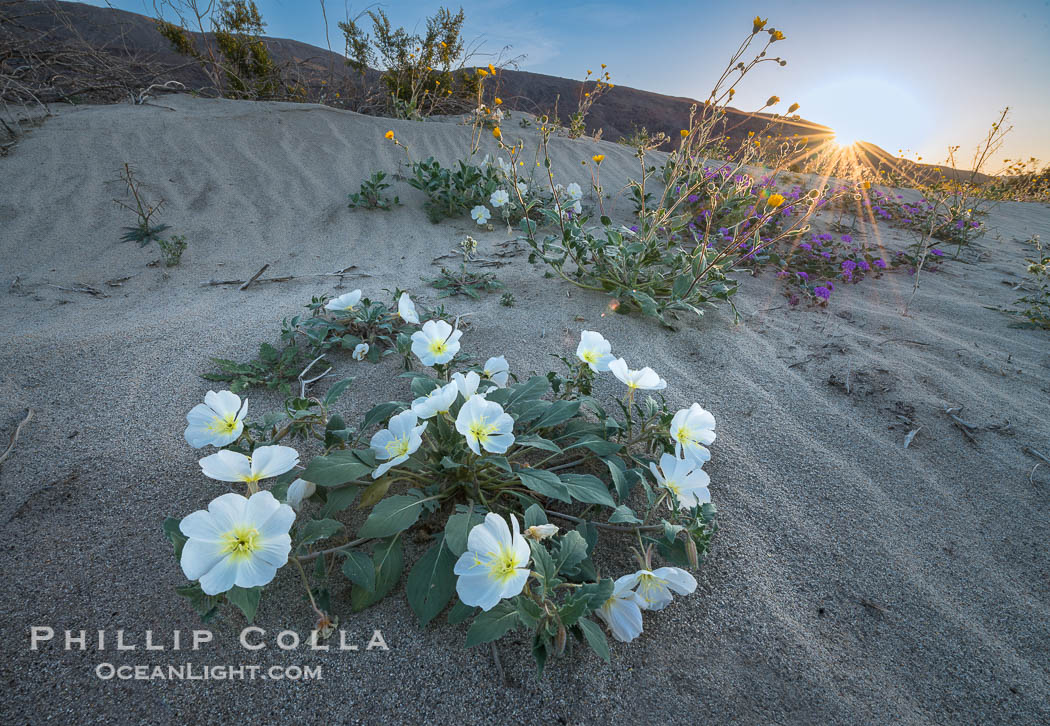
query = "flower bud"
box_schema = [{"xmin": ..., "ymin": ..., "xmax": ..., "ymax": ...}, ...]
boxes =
[
  {"xmin": 554, "ymin": 624, "xmax": 567, "ymax": 657},
  {"xmin": 525, "ymin": 524, "xmax": 559, "ymax": 541},
  {"xmin": 686, "ymin": 537, "xmax": 699, "ymax": 569}
]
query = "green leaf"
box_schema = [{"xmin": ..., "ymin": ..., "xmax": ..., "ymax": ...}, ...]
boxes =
[
  {"xmin": 323, "ymin": 377, "xmax": 355, "ymax": 407},
  {"xmin": 513, "ymin": 433, "xmax": 563, "ymax": 454},
  {"xmin": 578, "ymin": 578, "xmax": 614, "ymax": 610},
  {"xmin": 516, "ymin": 596, "xmax": 544, "ymax": 628},
  {"xmin": 529, "ymin": 540, "xmax": 557, "ymax": 592},
  {"xmin": 565, "ymin": 435, "xmax": 622, "ymax": 457},
  {"xmin": 225, "ymin": 586, "xmax": 262, "ymax": 623},
  {"xmin": 175, "ymin": 584, "xmax": 222, "ymax": 622},
  {"xmin": 319, "ymin": 485, "xmax": 359, "ymax": 518},
  {"xmin": 444, "ymin": 510, "xmax": 485, "ymax": 556},
  {"xmin": 530, "ymin": 399, "xmax": 581, "ymax": 430},
  {"xmin": 302, "ymin": 450, "xmax": 374, "ymax": 487},
  {"xmin": 465, "ymin": 600, "xmax": 520, "ymax": 646},
  {"xmin": 447, "ymin": 600, "xmax": 477, "ymax": 625},
  {"xmin": 295, "ymin": 519, "xmax": 344, "ymax": 551},
  {"xmin": 609, "ymin": 505, "xmax": 642, "ymax": 524},
  {"xmin": 350, "ymin": 536, "xmax": 404, "ymax": 611},
  {"xmin": 516, "ymin": 468, "xmax": 571, "ymax": 503},
  {"xmin": 341, "ymin": 550, "xmax": 375, "ymax": 591},
  {"xmin": 523, "ymin": 503, "xmax": 548, "ymax": 528},
  {"xmin": 163, "ymin": 517, "xmax": 187, "ymax": 560},
  {"xmin": 577, "ymin": 617, "xmax": 610, "ymax": 662},
  {"xmin": 360, "ymin": 401, "xmax": 403, "ymax": 433},
  {"xmin": 558, "ymin": 596, "xmax": 589, "ymax": 627},
  {"xmin": 554, "ymin": 530, "xmax": 589, "ymax": 571},
  {"xmin": 604, "ymin": 456, "xmax": 632, "ymax": 502},
  {"xmin": 357, "ymin": 495, "xmax": 423, "ymax": 539},
  {"xmin": 478, "ymin": 455, "xmax": 511, "ymax": 474},
  {"xmin": 406, "ymin": 539, "xmax": 457, "ymax": 626},
  {"xmin": 560, "ymin": 473, "xmax": 617, "ymax": 508}
]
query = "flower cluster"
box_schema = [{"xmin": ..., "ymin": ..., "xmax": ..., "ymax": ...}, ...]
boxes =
[{"xmin": 168, "ymin": 319, "xmax": 719, "ymax": 671}]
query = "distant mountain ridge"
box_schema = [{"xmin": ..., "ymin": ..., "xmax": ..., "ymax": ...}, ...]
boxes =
[{"xmin": 5, "ymin": 0, "xmax": 983, "ymax": 183}]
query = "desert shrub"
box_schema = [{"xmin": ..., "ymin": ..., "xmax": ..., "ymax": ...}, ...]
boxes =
[
  {"xmin": 113, "ymin": 162, "xmax": 172, "ymax": 246},
  {"xmin": 566, "ymin": 65, "xmax": 614, "ymax": 139},
  {"xmin": 155, "ymin": 0, "xmax": 287, "ymax": 99},
  {"xmin": 339, "ymin": 7, "xmax": 482, "ymax": 119},
  {"xmin": 159, "ymin": 234, "xmax": 188, "ymax": 266},
  {"xmin": 407, "ymin": 156, "xmax": 503, "ymax": 223},
  {"xmin": 169, "ymin": 326, "xmax": 719, "ymax": 673},
  {"xmin": 348, "ymin": 171, "xmax": 400, "ymax": 210}
]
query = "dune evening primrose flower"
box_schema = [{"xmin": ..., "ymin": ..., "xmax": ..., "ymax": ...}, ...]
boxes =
[
  {"xmin": 576, "ymin": 330, "xmax": 615, "ymax": 372},
  {"xmin": 649, "ymin": 452, "xmax": 711, "ymax": 508},
  {"xmin": 452, "ymin": 370, "xmax": 488, "ymax": 402},
  {"xmin": 453, "ymin": 513, "xmax": 530, "ymax": 611},
  {"xmin": 369, "ymin": 410, "xmax": 428, "ymax": 479},
  {"xmin": 490, "ymin": 189, "xmax": 510, "ymax": 208},
  {"xmin": 516, "ymin": 181, "xmax": 528, "ymax": 196},
  {"xmin": 184, "ymin": 390, "xmax": 247, "ymax": 448},
  {"xmin": 352, "ymin": 343, "xmax": 369, "ymax": 361},
  {"xmin": 471, "ymin": 205, "xmax": 491, "ymax": 225},
  {"xmin": 596, "ymin": 573, "xmax": 648, "ymax": 642},
  {"xmin": 670, "ymin": 403, "xmax": 717, "ymax": 463},
  {"xmin": 565, "ymin": 182, "xmax": 583, "ymax": 201},
  {"xmin": 483, "ymin": 355, "xmax": 510, "ymax": 387},
  {"xmin": 608, "ymin": 358, "xmax": 667, "ymax": 392},
  {"xmin": 632, "ymin": 567, "xmax": 697, "ymax": 610},
  {"xmin": 398, "ymin": 292, "xmax": 419, "ymax": 324},
  {"xmin": 456, "ymin": 395, "xmax": 514, "ymax": 455},
  {"xmin": 325, "ymin": 289, "xmax": 362, "ymax": 312},
  {"xmin": 199, "ymin": 446, "xmax": 299, "ymax": 487},
  {"xmin": 411, "ymin": 319, "xmax": 462, "ymax": 366},
  {"xmin": 179, "ymin": 490, "xmax": 294, "ymax": 595},
  {"xmin": 285, "ymin": 478, "xmax": 316, "ymax": 511},
  {"xmin": 410, "ymin": 380, "xmax": 459, "ymax": 419}
]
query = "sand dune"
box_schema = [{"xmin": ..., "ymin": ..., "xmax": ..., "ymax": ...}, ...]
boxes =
[{"xmin": 1, "ymin": 96, "xmax": 1048, "ymax": 725}]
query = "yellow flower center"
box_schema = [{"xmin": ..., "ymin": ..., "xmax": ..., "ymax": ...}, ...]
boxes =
[
  {"xmin": 209, "ymin": 413, "xmax": 239, "ymax": 436},
  {"xmin": 428, "ymin": 339, "xmax": 448, "ymax": 357},
  {"xmin": 485, "ymin": 544, "xmax": 521, "ymax": 582},
  {"xmin": 582, "ymin": 350, "xmax": 598, "ymax": 364},
  {"xmin": 385, "ymin": 436, "xmax": 411, "ymax": 459},
  {"xmin": 220, "ymin": 526, "xmax": 260, "ymax": 561},
  {"xmin": 676, "ymin": 425, "xmax": 693, "ymax": 443},
  {"xmin": 469, "ymin": 419, "xmax": 496, "ymax": 446},
  {"xmin": 664, "ymin": 478, "xmax": 681, "ymax": 496}
]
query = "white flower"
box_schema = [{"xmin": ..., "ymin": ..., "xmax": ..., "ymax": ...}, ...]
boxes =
[
  {"xmin": 453, "ymin": 370, "xmax": 487, "ymax": 401},
  {"xmin": 325, "ymin": 290, "xmax": 362, "ymax": 312},
  {"xmin": 410, "ymin": 319, "xmax": 463, "ymax": 366},
  {"xmin": 199, "ymin": 445, "xmax": 299, "ymax": 485},
  {"xmin": 184, "ymin": 390, "xmax": 248, "ymax": 448},
  {"xmin": 649, "ymin": 452, "xmax": 711, "ymax": 509},
  {"xmin": 561, "ymin": 199, "xmax": 582, "ymax": 218},
  {"xmin": 575, "ymin": 330, "xmax": 615, "ymax": 372},
  {"xmin": 497, "ymin": 157, "xmax": 513, "ymax": 176},
  {"xmin": 179, "ymin": 490, "xmax": 294, "ymax": 595},
  {"xmin": 471, "ymin": 205, "xmax": 491, "ymax": 225},
  {"xmin": 397, "ymin": 292, "xmax": 420, "ymax": 324},
  {"xmin": 524, "ymin": 523, "xmax": 559, "ymax": 541},
  {"xmin": 516, "ymin": 181, "xmax": 528, "ymax": 196},
  {"xmin": 565, "ymin": 182, "xmax": 583, "ymax": 201},
  {"xmin": 453, "ymin": 513, "xmax": 530, "ymax": 611},
  {"xmin": 596, "ymin": 574, "xmax": 647, "ymax": 642},
  {"xmin": 491, "ymin": 107, "xmax": 504, "ymax": 122},
  {"xmin": 631, "ymin": 567, "xmax": 697, "ymax": 611},
  {"xmin": 572, "ymin": 200, "xmax": 582, "ymax": 214},
  {"xmin": 369, "ymin": 409, "xmax": 428, "ymax": 479},
  {"xmin": 670, "ymin": 403, "xmax": 717, "ymax": 464},
  {"xmin": 608, "ymin": 358, "xmax": 667, "ymax": 391},
  {"xmin": 352, "ymin": 343, "xmax": 369, "ymax": 361},
  {"xmin": 455, "ymin": 395, "xmax": 514, "ymax": 455},
  {"xmin": 483, "ymin": 355, "xmax": 510, "ymax": 387},
  {"xmin": 286, "ymin": 478, "xmax": 316, "ymax": 510},
  {"xmin": 410, "ymin": 381, "xmax": 459, "ymax": 419},
  {"xmin": 490, "ymin": 189, "xmax": 510, "ymax": 208}
]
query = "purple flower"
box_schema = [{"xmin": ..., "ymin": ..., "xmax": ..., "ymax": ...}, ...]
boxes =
[
  {"xmin": 931, "ymin": 249, "xmax": 944, "ymax": 257},
  {"xmin": 858, "ymin": 259, "xmax": 871, "ymax": 271},
  {"xmin": 629, "ymin": 225, "xmax": 639, "ymax": 233},
  {"xmin": 814, "ymin": 286, "xmax": 831, "ymax": 300},
  {"xmin": 821, "ymin": 252, "xmax": 831, "ymax": 260},
  {"xmin": 687, "ymin": 194, "xmax": 699, "ymax": 203},
  {"xmin": 841, "ymin": 234, "xmax": 852, "ymax": 243},
  {"xmin": 718, "ymin": 227, "xmax": 729, "ymax": 236},
  {"xmin": 800, "ymin": 242, "xmax": 812, "ymax": 251},
  {"xmin": 826, "ymin": 281, "xmax": 835, "ymax": 291},
  {"xmin": 777, "ymin": 270, "xmax": 790, "ymax": 279},
  {"xmin": 841, "ymin": 260, "xmax": 857, "ymax": 272},
  {"xmin": 797, "ymin": 271, "xmax": 809, "ymax": 281}
]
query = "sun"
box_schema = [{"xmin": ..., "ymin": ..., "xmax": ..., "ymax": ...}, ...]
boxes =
[{"xmin": 832, "ymin": 135, "xmax": 859, "ymax": 148}]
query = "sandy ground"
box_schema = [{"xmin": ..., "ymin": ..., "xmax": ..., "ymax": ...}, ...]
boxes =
[{"xmin": 1, "ymin": 96, "xmax": 1048, "ymax": 725}]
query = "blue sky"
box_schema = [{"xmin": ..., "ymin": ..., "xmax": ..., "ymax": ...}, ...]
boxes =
[{"xmin": 99, "ymin": 0, "xmax": 1050, "ymax": 167}]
